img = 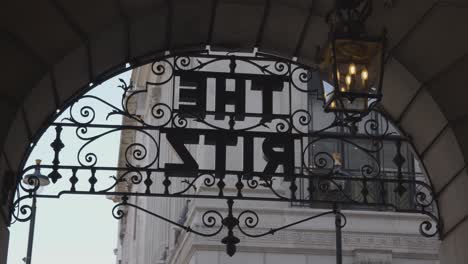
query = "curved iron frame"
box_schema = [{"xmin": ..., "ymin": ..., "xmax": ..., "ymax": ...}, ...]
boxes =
[{"xmin": 9, "ymin": 50, "xmax": 441, "ymax": 259}]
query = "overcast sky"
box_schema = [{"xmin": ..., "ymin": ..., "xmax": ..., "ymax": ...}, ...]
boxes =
[{"xmin": 8, "ymin": 71, "xmax": 131, "ymax": 264}]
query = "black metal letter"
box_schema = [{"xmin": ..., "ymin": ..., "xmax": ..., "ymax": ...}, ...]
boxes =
[
  {"xmin": 215, "ymin": 78, "xmax": 246, "ymax": 120},
  {"xmin": 205, "ymin": 132, "xmax": 238, "ymax": 178},
  {"xmin": 178, "ymin": 72, "xmax": 207, "ymax": 118},
  {"xmin": 165, "ymin": 130, "xmax": 199, "ymax": 177},
  {"xmin": 262, "ymin": 135, "xmax": 294, "ymax": 180},
  {"xmin": 242, "ymin": 135, "xmax": 254, "ymax": 179},
  {"xmin": 251, "ymin": 77, "xmax": 284, "ymax": 122}
]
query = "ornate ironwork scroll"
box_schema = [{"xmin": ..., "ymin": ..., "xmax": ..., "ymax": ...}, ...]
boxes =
[{"xmin": 11, "ymin": 50, "xmax": 440, "ymax": 256}]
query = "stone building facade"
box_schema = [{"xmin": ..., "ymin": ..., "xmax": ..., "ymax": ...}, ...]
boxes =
[{"xmin": 113, "ymin": 58, "xmax": 440, "ymax": 264}]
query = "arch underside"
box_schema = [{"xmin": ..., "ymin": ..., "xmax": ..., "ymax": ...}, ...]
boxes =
[{"xmin": 1, "ymin": 0, "xmax": 468, "ymax": 262}]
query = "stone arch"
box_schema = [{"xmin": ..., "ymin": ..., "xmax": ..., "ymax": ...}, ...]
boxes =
[{"xmin": 1, "ymin": 1, "xmax": 468, "ymax": 263}]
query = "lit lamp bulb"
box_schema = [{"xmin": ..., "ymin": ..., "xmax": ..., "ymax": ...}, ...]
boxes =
[
  {"xmin": 345, "ymin": 74, "xmax": 352, "ymax": 86},
  {"xmin": 349, "ymin": 63, "xmax": 356, "ymax": 75},
  {"xmin": 330, "ymin": 101, "xmax": 336, "ymax": 109},
  {"xmin": 361, "ymin": 68, "xmax": 369, "ymax": 87}
]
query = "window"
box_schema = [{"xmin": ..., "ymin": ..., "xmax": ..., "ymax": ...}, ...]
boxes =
[{"xmin": 294, "ymin": 96, "xmax": 419, "ymax": 210}]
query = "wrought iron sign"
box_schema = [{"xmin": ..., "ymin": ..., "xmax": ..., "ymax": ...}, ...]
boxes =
[{"xmin": 11, "ymin": 50, "xmax": 440, "ymax": 259}]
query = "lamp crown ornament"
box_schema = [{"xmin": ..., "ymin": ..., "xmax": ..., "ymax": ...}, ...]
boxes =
[{"xmin": 327, "ymin": 0, "xmax": 373, "ymax": 37}]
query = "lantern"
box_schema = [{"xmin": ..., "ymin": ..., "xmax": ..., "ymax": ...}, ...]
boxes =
[
  {"xmin": 320, "ymin": 0, "xmax": 386, "ymax": 115},
  {"xmin": 23, "ymin": 159, "xmax": 50, "ymax": 192}
]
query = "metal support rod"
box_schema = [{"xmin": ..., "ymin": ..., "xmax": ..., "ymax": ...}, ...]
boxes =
[
  {"xmin": 334, "ymin": 205, "xmax": 343, "ymax": 264},
  {"xmin": 24, "ymin": 196, "xmax": 37, "ymax": 264}
]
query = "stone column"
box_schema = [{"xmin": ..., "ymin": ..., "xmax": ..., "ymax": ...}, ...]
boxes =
[{"xmin": 0, "ymin": 212, "xmax": 10, "ymax": 264}]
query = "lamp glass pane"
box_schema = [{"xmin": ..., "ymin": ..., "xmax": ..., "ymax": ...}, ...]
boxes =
[{"xmin": 321, "ymin": 37, "xmax": 383, "ymax": 113}]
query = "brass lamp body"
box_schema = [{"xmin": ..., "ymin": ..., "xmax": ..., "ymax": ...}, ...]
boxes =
[
  {"xmin": 321, "ymin": 36, "xmax": 385, "ymax": 114},
  {"xmin": 320, "ymin": 0, "xmax": 386, "ymax": 116}
]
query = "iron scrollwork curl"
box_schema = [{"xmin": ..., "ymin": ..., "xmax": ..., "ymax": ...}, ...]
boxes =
[
  {"xmin": 148, "ymin": 58, "xmax": 175, "ymax": 86},
  {"xmin": 11, "ymin": 195, "xmax": 35, "ymax": 223},
  {"xmin": 174, "ymin": 173, "xmax": 216, "ymax": 196},
  {"xmin": 290, "ymin": 65, "xmax": 319, "ymax": 93},
  {"xmin": 419, "ymin": 214, "xmax": 440, "ymax": 238},
  {"xmin": 112, "ymin": 197, "xmax": 224, "ymax": 237}
]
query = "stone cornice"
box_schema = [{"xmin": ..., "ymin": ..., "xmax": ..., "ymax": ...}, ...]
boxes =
[
  {"xmin": 169, "ymin": 228, "xmax": 439, "ymax": 264},
  {"xmin": 168, "ymin": 204, "xmax": 440, "ymax": 264},
  {"xmin": 191, "ymin": 228, "xmax": 440, "ymax": 254}
]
